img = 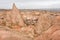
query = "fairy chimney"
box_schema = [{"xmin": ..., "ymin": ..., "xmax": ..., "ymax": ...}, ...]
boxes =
[
  {"xmin": 6, "ymin": 3, "xmax": 25, "ymax": 28},
  {"xmin": 11, "ymin": 3, "xmax": 25, "ymax": 27}
]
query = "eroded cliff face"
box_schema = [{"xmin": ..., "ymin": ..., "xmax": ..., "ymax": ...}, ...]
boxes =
[{"xmin": 0, "ymin": 4, "xmax": 60, "ymax": 40}]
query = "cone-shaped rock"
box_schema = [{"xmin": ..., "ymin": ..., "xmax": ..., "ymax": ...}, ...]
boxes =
[
  {"xmin": 6, "ymin": 3, "xmax": 25, "ymax": 29},
  {"xmin": 12, "ymin": 3, "xmax": 19, "ymax": 12},
  {"xmin": 11, "ymin": 3, "xmax": 25, "ymax": 27}
]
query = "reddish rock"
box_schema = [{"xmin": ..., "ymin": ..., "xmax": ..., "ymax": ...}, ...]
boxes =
[
  {"xmin": 53, "ymin": 16, "xmax": 60, "ymax": 25},
  {"xmin": 50, "ymin": 30, "xmax": 60, "ymax": 40},
  {"xmin": 0, "ymin": 29, "xmax": 33, "ymax": 40},
  {"xmin": 34, "ymin": 25, "xmax": 60, "ymax": 40},
  {"xmin": 35, "ymin": 14, "xmax": 53, "ymax": 34},
  {"xmin": 6, "ymin": 4, "xmax": 25, "ymax": 29},
  {"xmin": 11, "ymin": 4, "xmax": 25, "ymax": 27},
  {"xmin": 20, "ymin": 25, "xmax": 35, "ymax": 38},
  {"xmin": 0, "ymin": 3, "xmax": 60, "ymax": 40}
]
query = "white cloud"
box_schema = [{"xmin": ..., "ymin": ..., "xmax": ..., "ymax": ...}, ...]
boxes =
[
  {"xmin": 0, "ymin": 0, "xmax": 60, "ymax": 9},
  {"xmin": 16, "ymin": 1, "xmax": 60, "ymax": 9}
]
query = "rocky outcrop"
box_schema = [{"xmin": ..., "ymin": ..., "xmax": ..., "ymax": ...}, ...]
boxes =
[{"xmin": 0, "ymin": 3, "xmax": 60, "ymax": 40}]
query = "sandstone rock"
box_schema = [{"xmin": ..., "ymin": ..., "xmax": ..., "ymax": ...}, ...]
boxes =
[
  {"xmin": 34, "ymin": 24, "xmax": 60, "ymax": 40},
  {"xmin": 22, "ymin": 11, "xmax": 38, "ymax": 25},
  {"xmin": 20, "ymin": 25, "xmax": 35, "ymax": 38},
  {"xmin": 50, "ymin": 30, "xmax": 60, "ymax": 40},
  {"xmin": 5, "ymin": 4, "xmax": 25, "ymax": 29},
  {"xmin": 5, "ymin": 11, "xmax": 12, "ymax": 27},
  {"xmin": 35, "ymin": 14, "xmax": 54, "ymax": 35},
  {"xmin": 0, "ymin": 3, "xmax": 60, "ymax": 40},
  {"xmin": 0, "ymin": 12, "xmax": 6, "ymax": 26},
  {"xmin": 11, "ymin": 3, "xmax": 25, "ymax": 27},
  {"xmin": 0, "ymin": 29, "xmax": 33, "ymax": 40},
  {"xmin": 53, "ymin": 16, "xmax": 60, "ymax": 25}
]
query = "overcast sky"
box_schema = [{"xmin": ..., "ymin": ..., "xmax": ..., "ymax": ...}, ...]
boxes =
[{"xmin": 0, "ymin": 0, "xmax": 60, "ymax": 9}]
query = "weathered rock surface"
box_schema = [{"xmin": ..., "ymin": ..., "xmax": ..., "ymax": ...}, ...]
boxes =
[
  {"xmin": 0, "ymin": 29, "xmax": 33, "ymax": 40},
  {"xmin": 0, "ymin": 3, "xmax": 60, "ymax": 40}
]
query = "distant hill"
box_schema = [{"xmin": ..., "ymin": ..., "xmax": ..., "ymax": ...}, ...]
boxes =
[{"xmin": 0, "ymin": 8, "xmax": 60, "ymax": 12}]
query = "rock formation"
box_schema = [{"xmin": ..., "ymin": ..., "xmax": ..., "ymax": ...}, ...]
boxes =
[{"xmin": 0, "ymin": 3, "xmax": 60, "ymax": 40}]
